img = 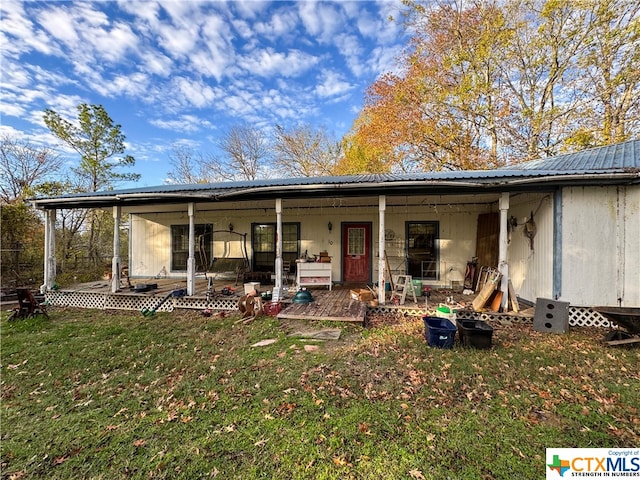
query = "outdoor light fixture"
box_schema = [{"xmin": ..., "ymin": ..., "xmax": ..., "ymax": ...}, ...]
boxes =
[
  {"xmin": 229, "ymin": 223, "xmax": 234, "ymax": 231},
  {"xmin": 328, "ymin": 221, "xmax": 333, "ymax": 232}
]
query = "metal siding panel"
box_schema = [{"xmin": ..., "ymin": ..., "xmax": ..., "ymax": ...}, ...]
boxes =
[
  {"xmin": 621, "ymin": 187, "xmax": 640, "ymax": 306},
  {"xmin": 562, "ymin": 187, "xmax": 619, "ymax": 306}
]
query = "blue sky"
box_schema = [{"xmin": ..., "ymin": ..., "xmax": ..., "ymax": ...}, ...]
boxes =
[{"xmin": 1, "ymin": 0, "xmax": 406, "ymax": 188}]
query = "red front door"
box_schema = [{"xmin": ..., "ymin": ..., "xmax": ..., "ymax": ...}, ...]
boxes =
[{"xmin": 342, "ymin": 223, "xmax": 371, "ymax": 283}]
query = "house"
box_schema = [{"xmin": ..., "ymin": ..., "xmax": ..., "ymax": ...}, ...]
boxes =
[{"xmin": 31, "ymin": 139, "xmax": 640, "ymax": 313}]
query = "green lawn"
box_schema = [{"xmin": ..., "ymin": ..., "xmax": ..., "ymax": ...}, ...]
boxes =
[{"xmin": 1, "ymin": 308, "xmax": 638, "ymax": 479}]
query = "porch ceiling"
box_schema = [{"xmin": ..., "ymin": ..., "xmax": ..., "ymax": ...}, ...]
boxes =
[{"xmin": 118, "ymin": 192, "xmax": 506, "ymax": 215}]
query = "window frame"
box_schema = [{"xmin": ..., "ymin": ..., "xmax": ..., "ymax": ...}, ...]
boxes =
[
  {"xmin": 251, "ymin": 222, "xmax": 300, "ymax": 272},
  {"xmin": 170, "ymin": 223, "xmax": 213, "ymax": 272}
]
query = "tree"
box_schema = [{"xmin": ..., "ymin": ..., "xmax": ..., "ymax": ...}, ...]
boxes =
[
  {"xmin": 166, "ymin": 144, "xmax": 218, "ymax": 184},
  {"xmin": 336, "ymin": 127, "xmax": 390, "ymax": 175},
  {"xmin": 354, "ymin": 0, "xmax": 511, "ymax": 171},
  {"xmin": 0, "ymin": 135, "xmax": 63, "ymax": 203},
  {"xmin": 0, "ymin": 136, "xmax": 63, "ymax": 287},
  {"xmin": 43, "ymin": 103, "xmax": 139, "ymax": 191},
  {"xmin": 273, "ymin": 124, "xmax": 341, "ymax": 177},
  {"xmin": 352, "ymin": 0, "xmax": 639, "ymax": 170},
  {"xmin": 216, "ymin": 125, "xmax": 270, "ymax": 181},
  {"xmin": 574, "ymin": 0, "xmax": 640, "ymax": 146},
  {"xmin": 43, "ymin": 103, "xmax": 139, "ymax": 265},
  {"xmin": 0, "ymin": 201, "xmax": 44, "ymax": 287}
]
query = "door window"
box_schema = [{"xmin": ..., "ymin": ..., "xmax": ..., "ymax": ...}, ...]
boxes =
[
  {"xmin": 251, "ymin": 223, "xmax": 300, "ymax": 272},
  {"xmin": 347, "ymin": 227, "xmax": 365, "ymax": 256}
]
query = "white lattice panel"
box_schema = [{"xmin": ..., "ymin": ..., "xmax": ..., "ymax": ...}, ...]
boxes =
[
  {"xmin": 46, "ymin": 290, "xmax": 106, "ymax": 309},
  {"xmin": 174, "ymin": 296, "xmax": 239, "ymax": 311},
  {"xmin": 367, "ymin": 305, "xmax": 613, "ymax": 329},
  {"xmin": 454, "ymin": 310, "xmax": 533, "ymax": 324},
  {"xmin": 104, "ymin": 294, "xmax": 174, "ymax": 312},
  {"xmin": 369, "ymin": 305, "xmax": 430, "ymax": 317},
  {"xmin": 571, "ymin": 307, "xmax": 611, "ymax": 328}
]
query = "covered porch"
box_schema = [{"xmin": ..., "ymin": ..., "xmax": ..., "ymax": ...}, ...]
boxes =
[{"xmin": 39, "ymin": 188, "xmax": 531, "ymax": 311}]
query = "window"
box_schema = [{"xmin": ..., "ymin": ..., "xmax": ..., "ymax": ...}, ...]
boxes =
[
  {"xmin": 347, "ymin": 227, "xmax": 365, "ymax": 256},
  {"xmin": 171, "ymin": 224, "xmax": 213, "ymax": 272},
  {"xmin": 252, "ymin": 223, "xmax": 300, "ymax": 272},
  {"xmin": 406, "ymin": 222, "xmax": 439, "ymax": 279}
]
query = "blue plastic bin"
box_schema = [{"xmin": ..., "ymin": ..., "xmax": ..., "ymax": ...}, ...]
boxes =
[{"xmin": 423, "ymin": 316, "xmax": 457, "ymax": 349}]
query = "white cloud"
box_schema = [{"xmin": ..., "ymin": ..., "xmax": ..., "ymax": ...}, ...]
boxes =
[
  {"xmin": 315, "ymin": 69, "xmax": 354, "ymax": 98},
  {"xmin": 172, "ymin": 77, "xmax": 218, "ymax": 109},
  {"xmin": 240, "ymin": 48, "xmax": 319, "ymax": 78},
  {"xmin": 36, "ymin": 5, "xmax": 81, "ymax": 47},
  {"xmin": 0, "ymin": 1, "xmax": 57, "ymax": 56},
  {"xmin": 93, "ymin": 21, "xmax": 139, "ymax": 64},
  {"xmin": 233, "ymin": 0, "xmax": 271, "ymax": 20},
  {"xmin": 150, "ymin": 114, "xmax": 214, "ymax": 134},
  {"xmin": 0, "ymin": 0, "xmax": 408, "ymax": 187},
  {"xmin": 155, "ymin": 21, "xmax": 200, "ymax": 58},
  {"xmin": 139, "ymin": 49, "xmax": 173, "ymax": 77},
  {"xmin": 298, "ymin": 1, "xmax": 344, "ymax": 44},
  {"xmin": 252, "ymin": 8, "xmax": 299, "ymax": 41}
]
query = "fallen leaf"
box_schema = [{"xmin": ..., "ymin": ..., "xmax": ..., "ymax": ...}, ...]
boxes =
[
  {"xmin": 53, "ymin": 455, "xmax": 68, "ymax": 466},
  {"xmin": 133, "ymin": 439, "xmax": 146, "ymax": 447},
  {"xmin": 409, "ymin": 469, "xmax": 425, "ymax": 479},
  {"xmin": 333, "ymin": 456, "xmax": 348, "ymax": 466}
]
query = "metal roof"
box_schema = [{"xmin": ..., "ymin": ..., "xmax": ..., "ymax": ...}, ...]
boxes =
[
  {"xmin": 29, "ymin": 140, "xmax": 640, "ymax": 209},
  {"xmin": 505, "ymin": 138, "xmax": 640, "ymax": 171}
]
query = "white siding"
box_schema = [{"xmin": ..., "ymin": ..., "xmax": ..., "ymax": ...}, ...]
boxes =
[
  {"xmin": 130, "ymin": 202, "xmax": 488, "ymax": 287},
  {"xmin": 507, "ymin": 193, "xmax": 555, "ymax": 303},
  {"xmin": 562, "ymin": 186, "xmax": 640, "ymax": 307}
]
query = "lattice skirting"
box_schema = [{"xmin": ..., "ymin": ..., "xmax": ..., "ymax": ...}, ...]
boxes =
[
  {"xmin": 46, "ymin": 290, "xmax": 241, "ymax": 313},
  {"xmin": 45, "ymin": 290, "xmax": 614, "ymax": 328},
  {"xmin": 451, "ymin": 306, "xmax": 612, "ymax": 328},
  {"xmin": 370, "ymin": 305, "xmax": 612, "ymax": 328}
]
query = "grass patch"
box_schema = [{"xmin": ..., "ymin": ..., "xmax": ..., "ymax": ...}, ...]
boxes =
[{"xmin": 1, "ymin": 308, "xmax": 638, "ymax": 479}]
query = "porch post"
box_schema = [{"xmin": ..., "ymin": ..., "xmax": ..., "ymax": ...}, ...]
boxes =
[
  {"xmin": 275, "ymin": 198, "xmax": 283, "ymax": 299},
  {"xmin": 378, "ymin": 195, "xmax": 386, "ymax": 305},
  {"xmin": 111, "ymin": 205, "xmax": 121, "ymax": 293},
  {"xmin": 40, "ymin": 210, "xmax": 56, "ymax": 293},
  {"xmin": 498, "ymin": 192, "xmax": 509, "ymax": 310},
  {"xmin": 187, "ymin": 202, "xmax": 196, "ymax": 296},
  {"xmin": 41, "ymin": 209, "xmax": 56, "ymax": 293}
]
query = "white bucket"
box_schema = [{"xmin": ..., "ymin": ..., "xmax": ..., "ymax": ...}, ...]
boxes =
[{"xmin": 244, "ymin": 282, "xmax": 260, "ymax": 295}]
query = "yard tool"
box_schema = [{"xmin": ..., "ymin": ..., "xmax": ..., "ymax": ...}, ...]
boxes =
[{"xmin": 141, "ymin": 289, "xmax": 183, "ymax": 317}]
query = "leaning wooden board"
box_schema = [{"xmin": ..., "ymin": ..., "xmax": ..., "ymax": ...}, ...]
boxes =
[{"xmin": 472, "ymin": 272, "xmax": 502, "ymax": 312}]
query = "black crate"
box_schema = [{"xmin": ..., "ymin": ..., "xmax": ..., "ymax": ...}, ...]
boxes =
[{"xmin": 457, "ymin": 320, "xmax": 494, "ymax": 349}]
